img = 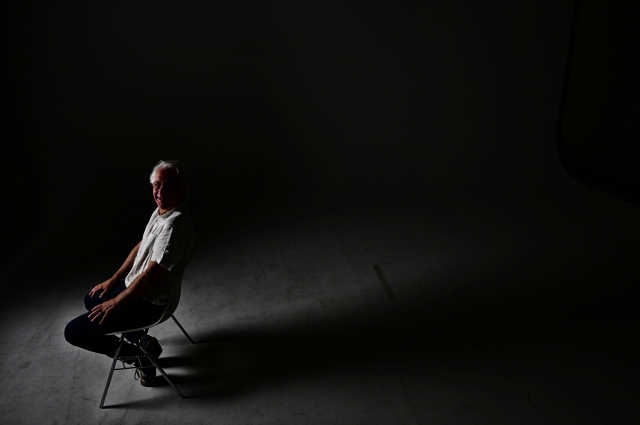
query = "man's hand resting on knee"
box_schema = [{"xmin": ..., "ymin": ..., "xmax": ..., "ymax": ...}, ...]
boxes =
[
  {"xmin": 88, "ymin": 298, "xmax": 121, "ymax": 325},
  {"xmin": 89, "ymin": 279, "xmax": 118, "ymax": 299}
]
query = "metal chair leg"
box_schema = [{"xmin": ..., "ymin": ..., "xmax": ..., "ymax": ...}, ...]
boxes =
[
  {"xmin": 139, "ymin": 343, "xmax": 185, "ymax": 398},
  {"xmin": 171, "ymin": 315, "xmax": 195, "ymax": 344},
  {"xmin": 100, "ymin": 335, "xmax": 124, "ymax": 408},
  {"xmin": 99, "ymin": 317, "xmax": 191, "ymax": 407}
]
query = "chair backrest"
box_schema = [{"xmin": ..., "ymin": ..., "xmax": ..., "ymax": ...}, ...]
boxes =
[
  {"xmin": 156, "ymin": 280, "xmax": 182, "ymax": 325},
  {"xmin": 150, "ymin": 241, "xmax": 195, "ymax": 327}
]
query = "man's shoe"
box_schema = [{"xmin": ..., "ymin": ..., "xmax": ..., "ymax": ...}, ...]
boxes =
[
  {"xmin": 134, "ymin": 335, "xmax": 162, "ymax": 387},
  {"xmin": 134, "ymin": 366, "xmax": 156, "ymax": 387},
  {"xmin": 140, "ymin": 335, "xmax": 163, "ymax": 360}
]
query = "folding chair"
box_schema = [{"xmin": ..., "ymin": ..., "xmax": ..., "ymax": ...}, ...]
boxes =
[{"xmin": 99, "ymin": 281, "xmax": 195, "ymax": 408}]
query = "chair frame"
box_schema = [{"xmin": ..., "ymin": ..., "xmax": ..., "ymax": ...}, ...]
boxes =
[
  {"xmin": 100, "ymin": 314, "xmax": 195, "ymax": 409},
  {"xmin": 99, "ymin": 282, "xmax": 195, "ymax": 409}
]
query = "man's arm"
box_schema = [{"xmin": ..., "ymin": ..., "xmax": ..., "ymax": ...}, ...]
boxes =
[
  {"xmin": 89, "ymin": 241, "xmax": 141, "ymax": 298},
  {"xmin": 88, "ymin": 260, "xmax": 167, "ymax": 325}
]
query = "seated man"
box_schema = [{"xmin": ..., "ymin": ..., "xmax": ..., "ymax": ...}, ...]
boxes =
[{"xmin": 65, "ymin": 160, "xmax": 196, "ymax": 386}]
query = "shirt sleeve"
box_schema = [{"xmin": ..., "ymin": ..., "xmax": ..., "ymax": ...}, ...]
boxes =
[{"xmin": 150, "ymin": 224, "xmax": 187, "ymax": 271}]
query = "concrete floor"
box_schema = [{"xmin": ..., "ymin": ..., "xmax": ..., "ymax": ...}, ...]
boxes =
[{"xmin": 1, "ymin": 181, "xmax": 639, "ymax": 424}]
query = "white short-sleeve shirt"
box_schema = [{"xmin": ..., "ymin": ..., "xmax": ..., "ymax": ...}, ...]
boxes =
[{"xmin": 125, "ymin": 201, "xmax": 196, "ymax": 305}]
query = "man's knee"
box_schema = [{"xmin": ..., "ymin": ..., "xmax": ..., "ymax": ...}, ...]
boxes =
[
  {"xmin": 84, "ymin": 293, "xmax": 95, "ymax": 311},
  {"xmin": 64, "ymin": 316, "xmax": 89, "ymax": 347},
  {"xmin": 64, "ymin": 320, "xmax": 78, "ymax": 346}
]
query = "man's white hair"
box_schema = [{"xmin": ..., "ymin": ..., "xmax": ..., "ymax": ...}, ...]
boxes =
[{"xmin": 149, "ymin": 160, "xmax": 191, "ymax": 191}]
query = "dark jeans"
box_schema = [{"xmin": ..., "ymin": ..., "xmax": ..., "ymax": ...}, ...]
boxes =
[{"xmin": 64, "ymin": 282, "xmax": 165, "ymax": 359}]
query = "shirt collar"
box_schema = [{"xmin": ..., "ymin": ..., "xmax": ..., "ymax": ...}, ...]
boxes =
[{"xmin": 156, "ymin": 201, "xmax": 187, "ymax": 219}]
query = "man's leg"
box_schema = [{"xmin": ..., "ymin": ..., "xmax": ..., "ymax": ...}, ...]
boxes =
[{"xmin": 64, "ymin": 283, "xmax": 165, "ymax": 359}]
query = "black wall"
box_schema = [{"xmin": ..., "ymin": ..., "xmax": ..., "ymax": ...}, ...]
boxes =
[
  {"xmin": 558, "ymin": 0, "xmax": 640, "ymax": 207},
  {"xmin": 2, "ymin": 1, "xmax": 575, "ymax": 274}
]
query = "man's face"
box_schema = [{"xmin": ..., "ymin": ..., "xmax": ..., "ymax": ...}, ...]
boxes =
[{"xmin": 152, "ymin": 167, "xmax": 186, "ymax": 214}]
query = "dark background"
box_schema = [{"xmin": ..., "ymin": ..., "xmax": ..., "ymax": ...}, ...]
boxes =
[
  {"xmin": 0, "ymin": 0, "xmax": 584, "ymax": 279},
  {"xmin": 4, "ymin": 4, "xmax": 640, "ymax": 421}
]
